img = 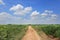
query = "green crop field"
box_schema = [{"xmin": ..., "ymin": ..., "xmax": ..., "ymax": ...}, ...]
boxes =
[
  {"xmin": 0, "ymin": 24, "xmax": 60, "ymax": 40},
  {"xmin": 32, "ymin": 24, "xmax": 60, "ymax": 38},
  {"xmin": 0, "ymin": 24, "xmax": 28, "ymax": 40}
]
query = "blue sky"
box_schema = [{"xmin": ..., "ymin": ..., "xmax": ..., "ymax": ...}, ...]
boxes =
[{"xmin": 0, "ymin": 0, "xmax": 60, "ymax": 24}]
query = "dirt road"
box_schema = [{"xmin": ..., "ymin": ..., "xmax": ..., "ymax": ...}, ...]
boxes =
[
  {"xmin": 22, "ymin": 26, "xmax": 41, "ymax": 40},
  {"xmin": 15, "ymin": 26, "xmax": 57, "ymax": 40}
]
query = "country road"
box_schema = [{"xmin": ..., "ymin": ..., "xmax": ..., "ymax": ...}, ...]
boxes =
[
  {"xmin": 15, "ymin": 26, "xmax": 57, "ymax": 40},
  {"xmin": 22, "ymin": 26, "xmax": 41, "ymax": 40}
]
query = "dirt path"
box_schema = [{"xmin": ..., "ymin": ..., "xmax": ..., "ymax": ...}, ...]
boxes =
[
  {"xmin": 15, "ymin": 26, "xmax": 57, "ymax": 40},
  {"xmin": 22, "ymin": 26, "xmax": 41, "ymax": 40}
]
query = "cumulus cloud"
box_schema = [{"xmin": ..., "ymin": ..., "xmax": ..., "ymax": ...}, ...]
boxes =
[
  {"xmin": 10, "ymin": 4, "xmax": 24, "ymax": 11},
  {"xmin": 50, "ymin": 14, "xmax": 57, "ymax": 20},
  {"xmin": 0, "ymin": 3, "xmax": 58, "ymax": 24},
  {"xmin": 31, "ymin": 11, "xmax": 39, "ymax": 16},
  {"xmin": 41, "ymin": 13, "xmax": 48, "ymax": 17},
  {"xmin": 46, "ymin": 10, "xmax": 57, "ymax": 23},
  {"xmin": 0, "ymin": 0, "xmax": 5, "ymax": 5},
  {"xmin": 0, "ymin": 9, "xmax": 58, "ymax": 24},
  {"xmin": 45, "ymin": 10, "xmax": 53, "ymax": 13},
  {"xmin": 41, "ymin": 10, "xmax": 53, "ymax": 17},
  {"xmin": 40, "ymin": 10, "xmax": 57, "ymax": 19},
  {"xmin": 51, "ymin": 14, "xmax": 57, "ymax": 17},
  {"xmin": 29, "ymin": 10, "xmax": 58, "ymax": 24},
  {"xmin": 10, "ymin": 4, "xmax": 32, "ymax": 16},
  {"xmin": 30, "ymin": 10, "xmax": 40, "ymax": 20},
  {"xmin": 0, "ymin": 12, "xmax": 22, "ymax": 24},
  {"xmin": 10, "ymin": 4, "xmax": 57, "ymax": 23}
]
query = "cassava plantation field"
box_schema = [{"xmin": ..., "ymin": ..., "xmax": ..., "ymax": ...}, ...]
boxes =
[
  {"xmin": 32, "ymin": 24, "xmax": 60, "ymax": 40},
  {"xmin": 0, "ymin": 24, "xmax": 28, "ymax": 40},
  {"xmin": 0, "ymin": 24, "xmax": 60, "ymax": 40}
]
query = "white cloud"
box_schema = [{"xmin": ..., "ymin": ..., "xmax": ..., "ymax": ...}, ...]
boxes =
[
  {"xmin": 0, "ymin": 0, "xmax": 5, "ymax": 5},
  {"xmin": 41, "ymin": 13, "xmax": 48, "ymax": 17},
  {"xmin": 29, "ymin": 10, "xmax": 58, "ymax": 24},
  {"xmin": 45, "ymin": 10, "xmax": 53, "ymax": 13},
  {"xmin": 42, "ymin": 10, "xmax": 57, "ymax": 22},
  {"xmin": 50, "ymin": 14, "xmax": 57, "ymax": 20},
  {"xmin": 51, "ymin": 14, "xmax": 57, "ymax": 17},
  {"xmin": 41, "ymin": 10, "xmax": 53, "ymax": 17},
  {"xmin": 24, "ymin": 7, "xmax": 32, "ymax": 13},
  {"xmin": 0, "ymin": 12, "xmax": 22, "ymax": 24},
  {"xmin": 10, "ymin": 4, "xmax": 24, "ymax": 11},
  {"xmin": 0, "ymin": 9, "xmax": 58, "ymax": 24},
  {"xmin": 31, "ymin": 11, "xmax": 39, "ymax": 16},
  {"xmin": 10, "ymin": 4, "xmax": 32, "ymax": 16},
  {"xmin": 40, "ymin": 10, "xmax": 57, "ymax": 19},
  {"xmin": 30, "ymin": 11, "xmax": 40, "ymax": 20}
]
